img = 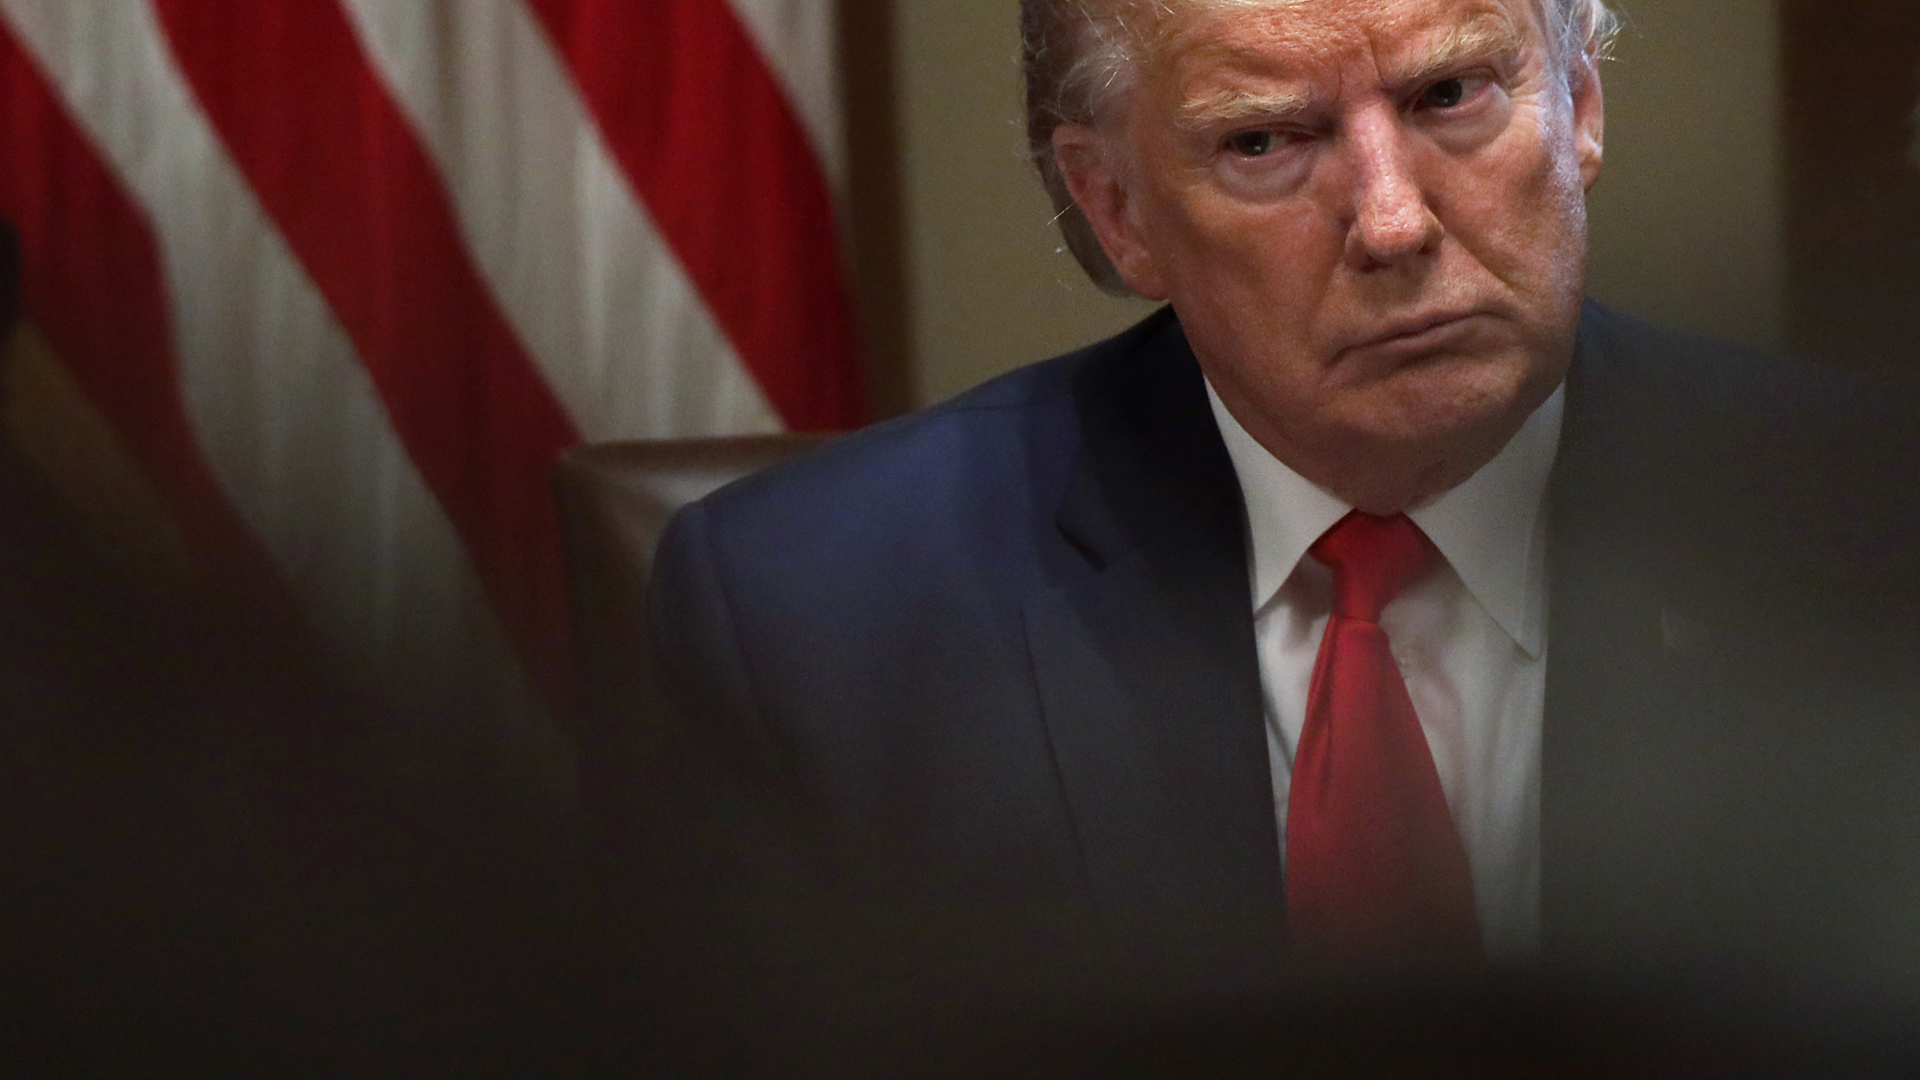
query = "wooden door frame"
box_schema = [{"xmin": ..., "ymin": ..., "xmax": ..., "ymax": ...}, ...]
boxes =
[{"xmin": 838, "ymin": 0, "xmax": 912, "ymax": 419}]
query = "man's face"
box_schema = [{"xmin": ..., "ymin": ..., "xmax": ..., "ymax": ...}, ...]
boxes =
[{"xmin": 1055, "ymin": 0, "xmax": 1604, "ymax": 511}]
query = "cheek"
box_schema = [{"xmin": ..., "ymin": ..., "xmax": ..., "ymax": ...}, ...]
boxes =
[
  {"xmin": 1169, "ymin": 215, "xmax": 1343, "ymax": 409},
  {"xmin": 1177, "ymin": 226, "xmax": 1338, "ymax": 393},
  {"xmin": 1446, "ymin": 122, "xmax": 1586, "ymax": 290},
  {"xmin": 1161, "ymin": 191, "xmax": 1338, "ymax": 315}
]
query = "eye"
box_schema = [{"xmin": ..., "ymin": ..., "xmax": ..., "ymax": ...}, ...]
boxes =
[
  {"xmin": 1417, "ymin": 75, "xmax": 1491, "ymax": 112},
  {"xmin": 1226, "ymin": 130, "xmax": 1278, "ymax": 157},
  {"xmin": 1420, "ymin": 77, "xmax": 1469, "ymax": 110}
]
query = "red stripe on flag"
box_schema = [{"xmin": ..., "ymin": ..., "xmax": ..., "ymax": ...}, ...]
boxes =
[
  {"xmin": 527, "ymin": 0, "xmax": 867, "ymax": 431},
  {"xmin": 151, "ymin": 0, "xmax": 580, "ymax": 709},
  {"xmin": 0, "ymin": 19, "xmax": 294, "ymax": 615}
]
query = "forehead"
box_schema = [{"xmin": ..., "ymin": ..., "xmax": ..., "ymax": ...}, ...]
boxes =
[{"xmin": 1140, "ymin": 0, "xmax": 1540, "ymax": 85}]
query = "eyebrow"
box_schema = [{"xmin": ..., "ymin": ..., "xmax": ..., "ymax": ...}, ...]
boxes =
[
  {"xmin": 1175, "ymin": 86, "xmax": 1313, "ymax": 132},
  {"xmin": 1172, "ymin": 14, "xmax": 1528, "ymax": 132},
  {"xmin": 1397, "ymin": 16, "xmax": 1528, "ymax": 86}
]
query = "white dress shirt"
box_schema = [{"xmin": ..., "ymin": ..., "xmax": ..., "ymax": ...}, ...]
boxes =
[{"xmin": 1206, "ymin": 381, "xmax": 1564, "ymax": 961}]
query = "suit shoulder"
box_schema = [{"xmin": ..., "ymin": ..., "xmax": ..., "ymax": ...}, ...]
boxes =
[
  {"xmin": 697, "ymin": 307, "xmax": 1177, "ymax": 530},
  {"xmin": 1571, "ymin": 299, "xmax": 1913, "ymax": 414},
  {"xmin": 1578, "ymin": 300, "xmax": 1797, "ymax": 389},
  {"xmin": 1569, "ymin": 299, "xmax": 1920, "ymax": 611}
]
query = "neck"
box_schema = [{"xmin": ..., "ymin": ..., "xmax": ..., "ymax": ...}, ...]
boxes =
[{"xmin": 1211, "ymin": 392, "xmax": 1535, "ymax": 517}]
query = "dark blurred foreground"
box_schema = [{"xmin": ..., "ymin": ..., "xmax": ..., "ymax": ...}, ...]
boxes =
[
  {"xmin": 5, "ymin": 426, "xmax": 1920, "ymax": 1077},
  {"xmin": 905, "ymin": 969, "xmax": 1920, "ymax": 1079},
  {"xmin": 0, "ymin": 437, "xmax": 633, "ymax": 1074}
]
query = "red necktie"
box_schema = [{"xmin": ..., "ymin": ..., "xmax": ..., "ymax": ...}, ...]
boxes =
[{"xmin": 1286, "ymin": 511, "xmax": 1482, "ymax": 965}]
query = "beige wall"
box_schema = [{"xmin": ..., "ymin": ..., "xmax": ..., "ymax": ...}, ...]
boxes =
[
  {"xmin": 896, "ymin": 2, "xmax": 1152, "ymax": 405},
  {"xmin": 1585, "ymin": 0, "xmax": 1785, "ymax": 351},
  {"xmin": 896, "ymin": 0, "xmax": 1786, "ymax": 407}
]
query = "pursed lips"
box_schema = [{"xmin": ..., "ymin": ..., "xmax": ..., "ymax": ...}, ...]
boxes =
[{"xmin": 1343, "ymin": 310, "xmax": 1482, "ymax": 358}]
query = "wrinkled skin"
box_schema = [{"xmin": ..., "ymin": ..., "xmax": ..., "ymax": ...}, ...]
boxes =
[{"xmin": 1054, "ymin": 0, "xmax": 1604, "ymax": 513}]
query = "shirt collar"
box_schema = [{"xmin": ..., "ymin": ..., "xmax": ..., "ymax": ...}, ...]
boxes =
[{"xmin": 1206, "ymin": 380, "xmax": 1564, "ymax": 658}]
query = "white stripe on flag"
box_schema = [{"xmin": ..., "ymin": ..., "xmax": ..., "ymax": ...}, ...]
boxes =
[
  {"xmin": 0, "ymin": 0, "xmax": 568, "ymax": 796},
  {"xmin": 337, "ymin": 0, "xmax": 784, "ymax": 442}
]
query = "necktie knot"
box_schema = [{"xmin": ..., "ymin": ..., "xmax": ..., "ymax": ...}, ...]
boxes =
[{"xmin": 1309, "ymin": 512, "xmax": 1433, "ymax": 623}]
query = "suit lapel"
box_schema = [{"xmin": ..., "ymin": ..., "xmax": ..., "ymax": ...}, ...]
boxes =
[{"xmin": 1022, "ymin": 316, "xmax": 1283, "ymax": 957}]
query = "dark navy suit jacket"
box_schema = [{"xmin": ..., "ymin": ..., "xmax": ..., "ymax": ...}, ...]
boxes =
[{"xmin": 648, "ymin": 303, "xmax": 1920, "ymax": 1027}]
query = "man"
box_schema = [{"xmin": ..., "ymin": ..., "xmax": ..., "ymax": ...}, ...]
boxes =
[{"xmin": 645, "ymin": 0, "xmax": 1920, "ymax": 1056}]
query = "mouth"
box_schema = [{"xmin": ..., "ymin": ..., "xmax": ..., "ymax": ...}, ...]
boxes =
[
  {"xmin": 1336, "ymin": 310, "xmax": 1492, "ymax": 368},
  {"xmin": 1361, "ymin": 311, "xmax": 1479, "ymax": 350}
]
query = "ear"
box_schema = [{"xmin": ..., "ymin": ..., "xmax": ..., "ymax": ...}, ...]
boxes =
[
  {"xmin": 1051, "ymin": 123, "xmax": 1170, "ymax": 299},
  {"xmin": 1568, "ymin": 48, "xmax": 1605, "ymax": 191}
]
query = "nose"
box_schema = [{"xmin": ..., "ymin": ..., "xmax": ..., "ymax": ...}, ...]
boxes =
[{"xmin": 1342, "ymin": 105, "xmax": 1443, "ymax": 270}]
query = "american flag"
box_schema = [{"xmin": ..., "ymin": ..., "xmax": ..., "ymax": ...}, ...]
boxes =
[{"xmin": 0, "ymin": 0, "xmax": 863, "ymax": 796}]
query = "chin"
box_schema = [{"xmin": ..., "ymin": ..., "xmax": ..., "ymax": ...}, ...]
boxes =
[{"xmin": 1359, "ymin": 355, "xmax": 1544, "ymax": 447}]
